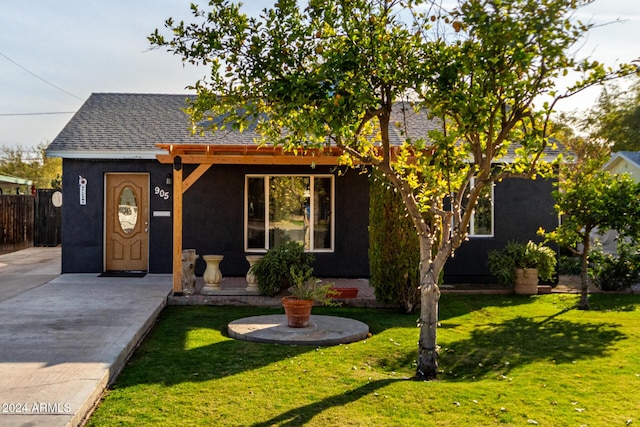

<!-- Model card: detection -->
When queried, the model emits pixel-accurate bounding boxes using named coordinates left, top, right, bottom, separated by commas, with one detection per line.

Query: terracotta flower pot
left=282, top=296, right=314, bottom=328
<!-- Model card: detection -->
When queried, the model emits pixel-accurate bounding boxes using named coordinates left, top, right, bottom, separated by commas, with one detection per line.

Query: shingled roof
left=46, top=93, right=256, bottom=159
left=46, top=93, right=443, bottom=160
left=46, top=92, right=558, bottom=161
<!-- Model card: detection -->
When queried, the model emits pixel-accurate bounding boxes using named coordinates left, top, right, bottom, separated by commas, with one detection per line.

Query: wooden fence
left=0, top=195, right=34, bottom=253
left=34, top=189, right=62, bottom=247
left=0, top=190, right=61, bottom=253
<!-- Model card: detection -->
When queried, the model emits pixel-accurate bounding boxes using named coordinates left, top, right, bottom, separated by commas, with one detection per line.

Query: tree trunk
left=416, top=272, right=441, bottom=380
left=415, top=236, right=442, bottom=380
left=578, top=233, right=591, bottom=310
left=378, top=155, right=447, bottom=381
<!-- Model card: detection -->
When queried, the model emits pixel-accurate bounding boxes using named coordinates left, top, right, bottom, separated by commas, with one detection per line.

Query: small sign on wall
left=78, top=176, right=87, bottom=205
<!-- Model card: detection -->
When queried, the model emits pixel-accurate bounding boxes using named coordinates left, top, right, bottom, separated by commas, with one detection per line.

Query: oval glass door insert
left=118, top=186, right=138, bottom=234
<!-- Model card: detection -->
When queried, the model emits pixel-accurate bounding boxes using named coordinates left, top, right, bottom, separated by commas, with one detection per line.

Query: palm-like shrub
left=488, top=241, right=557, bottom=284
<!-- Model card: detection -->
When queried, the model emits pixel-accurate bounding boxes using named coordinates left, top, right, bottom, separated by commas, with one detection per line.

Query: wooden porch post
left=172, top=156, right=183, bottom=294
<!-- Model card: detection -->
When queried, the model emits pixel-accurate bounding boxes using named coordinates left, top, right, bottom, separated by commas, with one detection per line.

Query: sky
left=1, top=0, right=639, bottom=150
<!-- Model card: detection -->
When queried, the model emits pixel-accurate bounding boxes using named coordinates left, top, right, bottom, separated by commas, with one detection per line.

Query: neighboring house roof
left=602, top=151, right=640, bottom=182
left=0, top=174, right=32, bottom=187
left=46, top=92, right=559, bottom=161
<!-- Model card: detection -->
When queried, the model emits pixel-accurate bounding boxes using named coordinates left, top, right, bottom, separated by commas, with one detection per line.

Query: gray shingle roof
left=47, top=93, right=442, bottom=160
left=389, top=103, right=441, bottom=145
left=47, top=93, right=259, bottom=159
left=46, top=93, right=557, bottom=161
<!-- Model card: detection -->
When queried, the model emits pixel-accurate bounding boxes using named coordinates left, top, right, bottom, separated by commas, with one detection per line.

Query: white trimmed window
left=468, top=178, right=494, bottom=237
left=245, top=175, right=334, bottom=251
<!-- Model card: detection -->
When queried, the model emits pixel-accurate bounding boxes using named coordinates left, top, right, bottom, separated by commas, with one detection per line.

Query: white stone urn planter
left=201, top=255, right=224, bottom=294
left=245, top=255, right=263, bottom=292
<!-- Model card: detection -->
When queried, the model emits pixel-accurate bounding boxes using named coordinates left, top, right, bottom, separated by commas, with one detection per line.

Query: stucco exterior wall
left=60, top=159, right=173, bottom=274
left=60, top=159, right=556, bottom=283
left=60, top=159, right=370, bottom=277
left=444, top=177, right=558, bottom=283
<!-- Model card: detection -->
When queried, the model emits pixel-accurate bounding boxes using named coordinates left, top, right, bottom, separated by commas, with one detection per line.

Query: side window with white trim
left=469, top=178, right=494, bottom=237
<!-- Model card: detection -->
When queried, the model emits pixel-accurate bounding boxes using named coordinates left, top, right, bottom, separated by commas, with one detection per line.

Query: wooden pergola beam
left=154, top=143, right=412, bottom=167
left=155, top=144, right=348, bottom=166
left=157, top=154, right=345, bottom=166
left=182, top=163, right=213, bottom=193
left=170, top=159, right=214, bottom=293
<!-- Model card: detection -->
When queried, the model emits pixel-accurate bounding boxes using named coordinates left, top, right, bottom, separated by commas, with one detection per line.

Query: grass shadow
left=439, top=293, right=541, bottom=322
left=114, top=295, right=636, bottom=389
left=586, top=293, right=640, bottom=312
left=325, top=294, right=544, bottom=329
left=311, top=306, right=417, bottom=334
left=249, top=378, right=403, bottom=427
left=115, top=306, right=313, bottom=387
left=440, top=310, right=626, bottom=381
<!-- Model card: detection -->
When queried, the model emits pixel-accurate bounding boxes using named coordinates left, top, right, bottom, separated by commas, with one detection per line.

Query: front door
left=105, top=173, right=149, bottom=271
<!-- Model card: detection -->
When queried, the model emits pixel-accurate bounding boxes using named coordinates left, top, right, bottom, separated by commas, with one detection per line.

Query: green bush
left=368, top=171, right=420, bottom=313
left=558, top=255, right=582, bottom=275
left=250, top=241, right=315, bottom=296
left=590, top=242, right=640, bottom=291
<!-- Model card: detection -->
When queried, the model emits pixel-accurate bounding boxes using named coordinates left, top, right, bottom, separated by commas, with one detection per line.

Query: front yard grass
left=87, top=294, right=640, bottom=426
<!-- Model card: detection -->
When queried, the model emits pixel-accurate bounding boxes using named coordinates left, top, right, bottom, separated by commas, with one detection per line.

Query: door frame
left=103, top=172, right=150, bottom=272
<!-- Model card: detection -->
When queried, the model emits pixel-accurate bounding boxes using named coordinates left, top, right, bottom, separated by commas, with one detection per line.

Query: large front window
left=246, top=175, right=334, bottom=251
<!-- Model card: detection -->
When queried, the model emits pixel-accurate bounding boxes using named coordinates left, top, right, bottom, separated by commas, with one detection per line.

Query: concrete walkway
left=0, top=248, right=172, bottom=427
left=0, top=247, right=62, bottom=302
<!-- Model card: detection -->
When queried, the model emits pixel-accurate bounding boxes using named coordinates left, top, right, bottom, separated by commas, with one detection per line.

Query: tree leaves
left=581, top=76, right=640, bottom=152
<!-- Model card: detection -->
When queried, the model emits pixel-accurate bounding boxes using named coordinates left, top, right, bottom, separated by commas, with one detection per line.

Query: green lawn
left=87, top=294, right=640, bottom=426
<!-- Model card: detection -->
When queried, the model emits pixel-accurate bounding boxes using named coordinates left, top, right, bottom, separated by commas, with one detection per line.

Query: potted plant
left=488, top=241, right=557, bottom=295
left=250, top=240, right=315, bottom=297
left=250, top=240, right=340, bottom=327
left=282, top=266, right=340, bottom=328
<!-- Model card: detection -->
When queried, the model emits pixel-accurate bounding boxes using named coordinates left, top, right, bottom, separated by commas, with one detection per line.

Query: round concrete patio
left=228, top=314, right=369, bottom=346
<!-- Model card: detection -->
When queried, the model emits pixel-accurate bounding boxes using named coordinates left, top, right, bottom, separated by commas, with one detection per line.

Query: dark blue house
left=47, top=93, right=558, bottom=290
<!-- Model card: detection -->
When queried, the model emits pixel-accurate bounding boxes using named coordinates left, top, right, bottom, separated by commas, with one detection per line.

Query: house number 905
left=154, top=186, right=170, bottom=200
